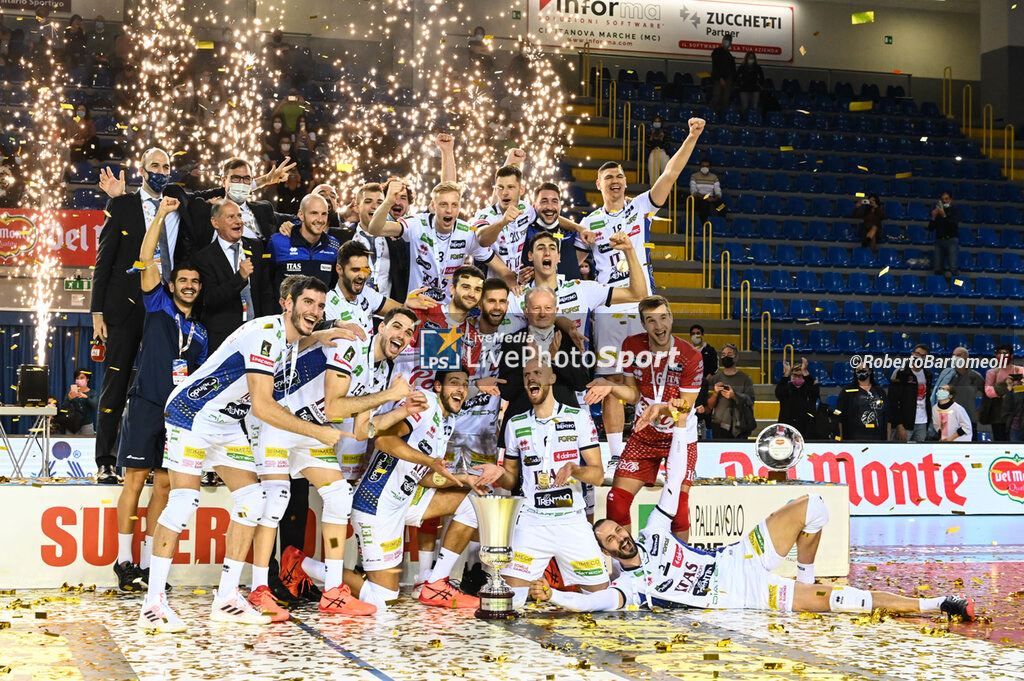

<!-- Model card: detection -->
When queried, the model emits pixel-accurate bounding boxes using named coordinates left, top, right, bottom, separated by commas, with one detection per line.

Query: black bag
left=978, top=396, right=996, bottom=426
left=813, top=401, right=841, bottom=440
left=53, top=400, right=86, bottom=434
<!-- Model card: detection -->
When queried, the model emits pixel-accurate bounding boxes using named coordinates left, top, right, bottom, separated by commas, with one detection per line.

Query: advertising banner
left=0, top=209, right=105, bottom=268
left=528, top=0, right=794, bottom=61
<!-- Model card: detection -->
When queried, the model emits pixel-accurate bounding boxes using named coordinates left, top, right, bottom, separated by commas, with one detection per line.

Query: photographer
left=851, top=194, right=883, bottom=253
left=55, top=368, right=97, bottom=435
left=927, top=191, right=960, bottom=278
left=706, top=344, right=755, bottom=440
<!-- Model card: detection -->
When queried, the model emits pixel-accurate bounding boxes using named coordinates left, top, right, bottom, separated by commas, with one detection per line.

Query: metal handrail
left=1005, top=124, right=1016, bottom=181
left=982, top=103, right=993, bottom=156
left=582, top=42, right=591, bottom=97
left=961, top=84, right=972, bottom=135
left=942, top=66, right=952, bottom=117
left=607, top=81, right=617, bottom=137
left=759, top=311, right=772, bottom=383
left=684, top=194, right=695, bottom=259
left=739, top=281, right=751, bottom=351
left=702, top=220, right=712, bottom=289
left=595, top=61, right=603, bottom=118
left=720, top=250, right=730, bottom=320
left=782, top=344, right=795, bottom=376
left=622, top=101, right=632, bottom=161
left=636, top=123, right=646, bottom=183
left=669, top=184, right=678, bottom=235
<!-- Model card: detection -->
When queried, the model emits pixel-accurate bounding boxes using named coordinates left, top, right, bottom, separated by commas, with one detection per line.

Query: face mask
left=856, top=370, right=871, bottom=381
left=936, top=389, right=950, bottom=401
left=145, top=170, right=169, bottom=193
left=280, top=143, right=291, bottom=153
left=790, top=376, right=805, bottom=387
left=746, top=58, right=754, bottom=64
left=720, top=356, right=735, bottom=368
left=76, top=377, right=88, bottom=388
left=652, top=121, right=662, bottom=129
left=95, top=22, right=104, bottom=31
left=76, top=109, right=86, bottom=117
left=273, top=121, right=282, bottom=130
left=700, top=167, right=710, bottom=175
left=227, top=182, right=251, bottom=204
left=942, top=202, right=950, bottom=208
left=690, top=334, right=702, bottom=345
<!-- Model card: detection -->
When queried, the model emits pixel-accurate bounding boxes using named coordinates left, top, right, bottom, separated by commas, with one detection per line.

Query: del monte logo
left=989, top=454, right=1024, bottom=504
left=0, top=213, right=38, bottom=261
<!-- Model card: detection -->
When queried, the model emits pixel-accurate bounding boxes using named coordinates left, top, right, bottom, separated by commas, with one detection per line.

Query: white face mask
left=227, top=182, right=251, bottom=204
left=280, top=143, right=291, bottom=153
left=273, top=121, right=282, bottom=130
left=700, top=167, right=710, bottom=175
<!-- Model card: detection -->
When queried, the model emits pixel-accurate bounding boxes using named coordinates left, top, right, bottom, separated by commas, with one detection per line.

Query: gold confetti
left=779, top=146, right=793, bottom=152
left=799, top=45, right=807, bottom=56
left=878, top=266, right=890, bottom=276
left=428, top=639, right=442, bottom=648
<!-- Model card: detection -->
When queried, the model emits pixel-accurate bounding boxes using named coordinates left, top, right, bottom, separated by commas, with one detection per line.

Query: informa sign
left=528, top=0, right=795, bottom=61
left=0, top=209, right=104, bottom=268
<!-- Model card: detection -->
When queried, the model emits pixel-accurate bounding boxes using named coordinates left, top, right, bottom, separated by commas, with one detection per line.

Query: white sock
left=145, top=556, right=172, bottom=606
left=302, top=556, right=326, bottom=583
left=324, top=559, right=345, bottom=592
left=608, top=432, right=625, bottom=459
left=919, top=597, right=944, bottom=612
left=796, top=562, right=815, bottom=584
left=426, top=548, right=460, bottom=583
left=465, top=541, right=481, bottom=568
left=139, top=537, right=152, bottom=570
left=217, top=558, right=244, bottom=599
left=417, top=549, right=435, bottom=581
left=251, top=565, right=269, bottom=590
left=117, top=533, right=134, bottom=564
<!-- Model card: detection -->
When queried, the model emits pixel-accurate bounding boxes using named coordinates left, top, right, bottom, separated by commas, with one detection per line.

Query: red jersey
left=396, top=306, right=482, bottom=389
left=621, top=333, right=703, bottom=437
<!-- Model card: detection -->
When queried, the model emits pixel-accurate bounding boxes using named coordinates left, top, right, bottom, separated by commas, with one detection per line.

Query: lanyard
left=175, top=314, right=196, bottom=358
left=651, top=349, right=673, bottom=405
left=431, top=215, right=456, bottom=279
left=532, top=404, right=561, bottom=477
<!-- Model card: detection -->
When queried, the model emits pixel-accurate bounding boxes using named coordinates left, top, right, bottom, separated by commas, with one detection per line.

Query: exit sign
left=64, top=279, right=92, bottom=291
left=512, top=9, right=522, bottom=19
left=884, top=35, right=893, bottom=45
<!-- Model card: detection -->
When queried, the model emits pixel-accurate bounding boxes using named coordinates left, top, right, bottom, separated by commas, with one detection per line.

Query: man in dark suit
left=497, top=286, right=591, bottom=436
left=190, top=198, right=275, bottom=351
left=188, top=157, right=294, bottom=246
left=91, top=147, right=194, bottom=484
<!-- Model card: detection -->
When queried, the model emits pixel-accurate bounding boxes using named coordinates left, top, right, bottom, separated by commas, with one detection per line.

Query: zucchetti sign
left=529, top=0, right=794, bottom=61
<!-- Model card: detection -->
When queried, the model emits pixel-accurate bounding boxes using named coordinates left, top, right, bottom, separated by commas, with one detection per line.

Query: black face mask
left=855, top=370, right=871, bottom=381
left=720, top=356, right=735, bottom=368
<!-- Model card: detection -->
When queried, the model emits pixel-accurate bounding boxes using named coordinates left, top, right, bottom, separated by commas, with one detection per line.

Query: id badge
left=171, top=358, right=188, bottom=385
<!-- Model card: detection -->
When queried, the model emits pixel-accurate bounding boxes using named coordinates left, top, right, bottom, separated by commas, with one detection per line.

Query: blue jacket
left=267, top=228, right=340, bottom=304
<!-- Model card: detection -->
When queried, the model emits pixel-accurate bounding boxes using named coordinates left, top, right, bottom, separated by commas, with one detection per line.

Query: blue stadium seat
left=789, top=299, right=815, bottom=321
left=722, top=242, right=747, bottom=262
left=737, top=195, right=758, bottom=213
left=910, top=179, right=932, bottom=198
left=836, top=330, right=860, bottom=353
left=1003, top=253, right=1024, bottom=274
left=763, top=195, right=785, bottom=215
left=976, top=277, right=1000, bottom=298
left=1001, top=306, right=1023, bottom=327
left=743, top=269, right=771, bottom=291
left=890, top=332, right=915, bottom=354
left=946, top=333, right=970, bottom=354
left=906, top=224, right=931, bottom=244
left=874, top=274, right=897, bottom=295
left=781, top=220, right=805, bottom=241
left=847, top=272, right=873, bottom=295
left=780, top=330, right=810, bottom=353
left=795, top=174, right=816, bottom=193
left=66, top=162, right=99, bottom=184
left=1002, top=229, right=1024, bottom=250
left=1002, top=279, right=1024, bottom=300
left=975, top=252, right=1001, bottom=273
left=818, top=300, right=842, bottom=322
left=835, top=198, right=856, bottom=217
left=827, top=246, right=851, bottom=267
left=1002, top=206, right=1024, bottom=226
left=786, top=196, right=809, bottom=216
left=72, top=188, right=105, bottom=209
left=843, top=300, right=869, bottom=323
left=831, top=363, right=854, bottom=387
left=977, top=228, right=1000, bottom=248
left=1000, top=334, right=1024, bottom=355
left=777, top=244, right=801, bottom=267
left=870, top=302, right=895, bottom=325
left=809, top=330, right=835, bottom=354
left=734, top=297, right=759, bottom=319
left=750, top=243, right=776, bottom=265
left=769, top=270, right=796, bottom=291
left=757, top=218, right=779, bottom=239
left=877, top=248, right=900, bottom=269
left=842, top=176, right=864, bottom=195
left=811, top=197, right=833, bottom=217
left=805, top=220, right=829, bottom=241
left=973, top=333, right=995, bottom=356
left=810, top=362, right=834, bottom=387
left=895, top=303, right=921, bottom=325
left=762, top=298, right=787, bottom=321
left=925, top=275, right=951, bottom=297
left=771, top=174, right=791, bottom=192
left=852, top=247, right=876, bottom=268
left=959, top=204, right=977, bottom=222
left=948, top=304, right=977, bottom=327
left=796, top=270, right=822, bottom=292
left=732, top=217, right=756, bottom=238
left=919, top=332, right=943, bottom=352
left=976, top=205, right=1001, bottom=225
left=899, top=274, right=924, bottom=296
left=803, top=246, right=826, bottom=267
left=821, top=271, right=848, bottom=293
left=950, top=277, right=979, bottom=298
left=863, top=330, right=890, bottom=351
left=708, top=216, right=729, bottom=238
left=923, top=303, right=949, bottom=325
left=884, top=201, right=905, bottom=220
left=974, top=304, right=998, bottom=326
left=746, top=172, right=767, bottom=191
left=906, top=202, right=930, bottom=221
left=958, top=251, right=976, bottom=272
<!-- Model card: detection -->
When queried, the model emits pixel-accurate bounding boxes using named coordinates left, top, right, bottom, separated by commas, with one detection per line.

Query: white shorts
left=715, top=520, right=795, bottom=612
left=336, top=433, right=371, bottom=482
left=501, top=512, right=608, bottom=586
left=164, top=422, right=255, bottom=476
left=594, top=304, right=642, bottom=376
left=249, top=420, right=339, bottom=478
left=351, top=486, right=436, bottom=571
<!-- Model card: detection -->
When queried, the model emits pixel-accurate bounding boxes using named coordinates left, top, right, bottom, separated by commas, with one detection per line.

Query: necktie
left=231, top=241, right=255, bottom=321
left=149, top=198, right=172, bottom=283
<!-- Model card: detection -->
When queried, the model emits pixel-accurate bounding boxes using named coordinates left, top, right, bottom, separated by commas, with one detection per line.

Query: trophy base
left=474, top=589, right=518, bottom=620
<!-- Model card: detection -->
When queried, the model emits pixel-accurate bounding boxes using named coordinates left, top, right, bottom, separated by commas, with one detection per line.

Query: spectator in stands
left=0, top=162, right=24, bottom=208
left=58, top=369, right=96, bottom=435
left=889, top=344, right=933, bottom=442
left=931, top=386, right=972, bottom=442
left=928, top=191, right=960, bottom=278
left=851, top=194, right=883, bottom=254
left=690, top=157, right=725, bottom=223
left=775, top=357, right=819, bottom=436
left=272, top=88, right=309, bottom=132
left=91, top=15, right=116, bottom=65
left=735, top=51, right=764, bottom=112
left=268, top=136, right=293, bottom=168
left=1003, top=372, right=1024, bottom=442
left=981, top=344, right=1024, bottom=441
left=647, top=116, right=670, bottom=185
left=62, top=14, right=87, bottom=65
left=292, top=115, right=317, bottom=181
left=930, top=346, right=984, bottom=439
left=710, top=35, right=736, bottom=117
left=836, top=366, right=889, bottom=441
left=706, top=344, right=755, bottom=440
left=579, top=257, right=593, bottom=280
left=265, top=29, right=292, bottom=75
left=8, top=28, right=27, bottom=63
left=271, top=172, right=305, bottom=215
left=66, top=104, right=100, bottom=162
left=689, top=323, right=718, bottom=379
left=262, top=115, right=289, bottom=160
left=0, top=27, right=12, bottom=67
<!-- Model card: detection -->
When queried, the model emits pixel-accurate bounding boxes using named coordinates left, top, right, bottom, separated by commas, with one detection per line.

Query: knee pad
left=258, top=479, right=291, bottom=529
left=803, top=494, right=829, bottom=534
left=671, top=489, right=691, bottom=534
left=451, top=494, right=478, bottom=530
left=318, top=479, right=353, bottom=525
left=829, top=586, right=873, bottom=613
left=230, top=483, right=266, bottom=528
left=606, top=488, right=635, bottom=527
left=358, top=580, right=399, bottom=611
left=157, top=488, right=200, bottom=533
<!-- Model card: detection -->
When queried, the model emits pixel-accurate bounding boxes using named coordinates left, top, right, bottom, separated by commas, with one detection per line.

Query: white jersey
left=611, top=506, right=723, bottom=610
left=400, top=212, right=495, bottom=303
left=352, top=391, right=454, bottom=515
left=503, top=402, right=600, bottom=524
left=324, top=284, right=386, bottom=336
left=166, top=315, right=295, bottom=431
left=471, top=201, right=537, bottom=273
left=580, top=191, right=656, bottom=297
left=354, top=225, right=394, bottom=297
left=510, top=277, right=612, bottom=333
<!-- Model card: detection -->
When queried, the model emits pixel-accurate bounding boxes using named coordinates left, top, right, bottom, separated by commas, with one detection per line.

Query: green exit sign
left=512, top=9, right=522, bottom=19
left=64, top=279, right=92, bottom=291
left=884, top=35, right=893, bottom=45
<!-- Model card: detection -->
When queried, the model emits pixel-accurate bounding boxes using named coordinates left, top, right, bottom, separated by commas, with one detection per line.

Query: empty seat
left=817, top=300, right=843, bottom=322
left=836, top=330, right=860, bottom=353
left=1003, top=253, right=1024, bottom=274
left=874, top=274, right=898, bottom=295
left=847, top=272, right=873, bottom=295
left=950, top=277, right=978, bottom=298
left=976, top=277, right=1000, bottom=298
left=781, top=220, right=805, bottom=241
left=919, top=332, right=944, bottom=352
left=843, top=300, right=869, bottom=323
left=831, top=362, right=854, bottom=386
left=789, top=299, right=815, bottom=321
left=795, top=270, right=822, bottom=292
left=733, top=296, right=759, bottom=319
left=977, top=228, right=1000, bottom=247
left=1001, top=306, right=1023, bottom=327
left=884, top=201, right=905, bottom=220
left=750, top=243, right=776, bottom=265
left=763, top=195, right=785, bottom=215
left=870, top=302, right=894, bottom=324
left=923, top=303, right=949, bottom=325
left=786, top=196, right=809, bottom=216
left=925, top=275, right=951, bottom=297
left=895, top=303, right=921, bottom=325
left=771, top=174, right=792, bottom=192
left=946, top=333, right=970, bottom=354
left=890, top=332, right=915, bottom=354
left=973, top=333, right=995, bottom=356
left=877, top=248, right=901, bottom=269
left=863, top=330, right=890, bottom=351
left=742, top=269, right=771, bottom=291
left=757, top=218, right=780, bottom=239
left=780, top=330, right=810, bottom=352
left=827, top=246, right=851, bottom=267
left=769, top=270, right=796, bottom=291
left=907, top=224, right=931, bottom=244
left=899, top=274, right=924, bottom=296
left=821, top=271, right=848, bottom=293
left=974, top=304, right=998, bottom=326
left=811, top=197, right=834, bottom=217
left=948, top=304, right=977, bottom=327
left=803, top=246, right=826, bottom=267
left=737, top=195, right=758, bottom=213
left=852, top=247, right=876, bottom=268
left=732, top=218, right=757, bottom=238
left=761, top=298, right=788, bottom=321
left=1002, top=279, right=1024, bottom=299
left=975, top=252, right=1001, bottom=273
left=809, top=330, right=836, bottom=354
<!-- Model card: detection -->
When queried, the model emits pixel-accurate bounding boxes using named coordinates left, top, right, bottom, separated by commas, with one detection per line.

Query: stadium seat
left=973, top=333, right=995, bottom=356
left=821, top=271, right=848, bottom=293
left=771, top=174, right=791, bottom=192
left=732, top=218, right=756, bottom=238
left=777, top=244, right=802, bottom=267
left=761, top=298, right=787, bottom=321
left=895, top=303, right=921, bottom=325
left=836, top=330, right=860, bottom=353
left=789, top=299, right=815, bottom=321
left=786, top=196, right=809, bottom=216
left=958, top=251, right=976, bottom=272
left=1003, top=253, right=1024, bottom=274
left=923, top=303, right=949, bottom=325
left=831, top=362, right=854, bottom=387
left=925, top=275, right=951, bottom=297
left=818, top=300, right=843, bottom=322
left=746, top=172, right=767, bottom=191
left=946, top=333, right=970, bottom=354
left=763, top=195, right=785, bottom=215
left=874, top=274, right=897, bottom=295
left=1002, top=206, right=1024, bottom=226
left=974, top=304, right=998, bottom=326
left=796, top=270, right=822, bottom=292
left=898, top=274, right=924, bottom=296
left=976, top=277, right=1000, bottom=298
left=750, top=243, right=776, bottom=265
left=809, top=330, right=836, bottom=354
left=811, top=197, right=833, bottom=217
left=827, top=246, right=851, bottom=267
left=795, top=174, right=816, bottom=193
left=906, top=202, right=930, bottom=221
left=737, top=195, right=758, bottom=213
left=1000, top=306, right=1023, bottom=327
left=843, top=300, right=869, bottom=323
left=870, top=302, right=895, bottom=324
left=1002, top=279, right=1024, bottom=300
left=811, top=362, right=834, bottom=387
left=847, top=272, right=873, bottom=295
left=803, top=246, right=826, bottom=267
left=950, top=277, right=978, bottom=298
left=722, top=242, right=747, bottom=262
left=948, top=304, right=977, bottom=327
left=851, top=248, right=876, bottom=268
left=890, top=332, right=915, bottom=354
left=884, top=201, right=905, bottom=220
left=780, top=330, right=810, bottom=353
left=66, top=162, right=99, bottom=184
left=781, top=220, right=805, bottom=241
left=1000, top=334, right=1024, bottom=355
left=734, top=297, right=759, bottom=319
left=863, top=330, right=890, bottom=351
left=769, top=270, right=796, bottom=291
left=976, top=205, right=1001, bottom=225
left=919, top=332, right=943, bottom=352
left=975, top=251, right=1002, bottom=273
left=977, top=228, right=1000, bottom=248
left=877, top=248, right=901, bottom=269
left=906, top=224, right=930, bottom=244
left=757, top=218, right=779, bottom=239
left=742, top=269, right=771, bottom=291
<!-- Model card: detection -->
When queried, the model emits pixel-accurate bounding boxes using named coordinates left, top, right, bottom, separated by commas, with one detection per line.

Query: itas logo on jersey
left=419, top=327, right=463, bottom=371
left=286, top=262, right=302, bottom=272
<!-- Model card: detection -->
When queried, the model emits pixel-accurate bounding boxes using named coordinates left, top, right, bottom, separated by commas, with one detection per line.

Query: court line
left=292, top=618, right=397, bottom=681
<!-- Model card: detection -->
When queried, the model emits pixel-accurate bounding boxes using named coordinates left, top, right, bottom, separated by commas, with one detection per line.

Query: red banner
left=0, top=209, right=105, bottom=268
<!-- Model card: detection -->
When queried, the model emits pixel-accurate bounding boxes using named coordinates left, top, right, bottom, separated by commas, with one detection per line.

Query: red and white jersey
left=621, top=333, right=703, bottom=435
left=393, top=306, right=482, bottom=390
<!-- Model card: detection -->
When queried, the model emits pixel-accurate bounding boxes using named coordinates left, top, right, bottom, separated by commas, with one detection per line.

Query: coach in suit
left=188, top=157, right=295, bottom=246
left=191, top=199, right=275, bottom=351
left=90, top=147, right=194, bottom=483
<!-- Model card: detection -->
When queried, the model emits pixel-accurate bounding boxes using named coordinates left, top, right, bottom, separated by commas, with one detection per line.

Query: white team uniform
left=350, top=392, right=452, bottom=571
left=324, top=284, right=386, bottom=336
left=580, top=192, right=657, bottom=375
left=509, top=276, right=613, bottom=336
left=164, top=315, right=296, bottom=475
left=352, top=227, right=387, bottom=294
left=610, top=506, right=794, bottom=612
left=500, top=403, right=607, bottom=586
left=399, top=212, right=496, bottom=303
left=471, top=201, right=537, bottom=274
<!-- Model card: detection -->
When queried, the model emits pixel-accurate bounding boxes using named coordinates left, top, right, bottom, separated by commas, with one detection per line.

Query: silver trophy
left=755, top=423, right=806, bottom=475
left=468, top=494, right=523, bottom=619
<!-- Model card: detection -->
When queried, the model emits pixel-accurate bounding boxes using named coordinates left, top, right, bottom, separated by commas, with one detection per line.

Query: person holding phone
left=851, top=194, right=883, bottom=254
left=927, top=191, right=960, bottom=278
left=1002, top=372, right=1024, bottom=442
left=706, top=344, right=755, bottom=440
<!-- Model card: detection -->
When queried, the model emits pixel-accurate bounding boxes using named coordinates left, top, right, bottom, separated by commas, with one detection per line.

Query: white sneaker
left=412, top=580, right=425, bottom=600
left=210, top=588, right=272, bottom=625
left=137, top=593, right=187, bottom=633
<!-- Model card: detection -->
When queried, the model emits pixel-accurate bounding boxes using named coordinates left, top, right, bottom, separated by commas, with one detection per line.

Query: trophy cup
left=754, top=423, right=805, bottom=481
left=468, top=493, right=523, bottom=620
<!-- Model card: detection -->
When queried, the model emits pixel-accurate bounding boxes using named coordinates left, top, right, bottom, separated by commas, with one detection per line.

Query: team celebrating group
left=100, top=115, right=974, bottom=633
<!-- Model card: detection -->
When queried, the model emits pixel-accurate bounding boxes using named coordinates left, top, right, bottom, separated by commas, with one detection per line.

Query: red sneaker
left=279, top=546, right=313, bottom=599
left=247, top=585, right=290, bottom=623
left=418, top=578, right=480, bottom=609
left=319, top=585, right=377, bottom=616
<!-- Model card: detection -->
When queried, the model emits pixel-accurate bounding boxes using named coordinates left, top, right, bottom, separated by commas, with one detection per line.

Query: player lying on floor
left=529, top=408, right=976, bottom=622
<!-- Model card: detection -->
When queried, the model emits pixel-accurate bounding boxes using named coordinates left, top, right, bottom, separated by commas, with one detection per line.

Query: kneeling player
left=530, top=416, right=976, bottom=621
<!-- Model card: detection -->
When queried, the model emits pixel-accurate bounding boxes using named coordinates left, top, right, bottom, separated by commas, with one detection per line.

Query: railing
left=582, top=43, right=591, bottom=97
left=961, top=83, right=972, bottom=135
left=1005, top=125, right=1016, bottom=181
left=941, top=66, right=952, bottom=117
left=701, top=220, right=713, bottom=289
left=636, top=123, right=646, bottom=184
left=782, top=344, right=795, bottom=377
left=719, top=250, right=730, bottom=320
left=982, top=103, right=993, bottom=156
left=759, top=311, right=772, bottom=383
left=739, top=281, right=751, bottom=351
left=595, top=61, right=604, bottom=117
left=621, top=101, right=632, bottom=161
left=669, top=183, right=678, bottom=235
left=682, top=193, right=695, bottom=258
left=607, top=81, right=617, bottom=137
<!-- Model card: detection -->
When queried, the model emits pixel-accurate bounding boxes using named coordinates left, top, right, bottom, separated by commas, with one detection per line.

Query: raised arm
left=650, top=118, right=706, bottom=207
left=139, top=196, right=179, bottom=291
left=366, top=180, right=406, bottom=237
left=437, top=133, right=456, bottom=183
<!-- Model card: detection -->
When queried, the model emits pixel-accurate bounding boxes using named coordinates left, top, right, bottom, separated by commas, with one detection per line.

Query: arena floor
left=2, top=517, right=1022, bottom=681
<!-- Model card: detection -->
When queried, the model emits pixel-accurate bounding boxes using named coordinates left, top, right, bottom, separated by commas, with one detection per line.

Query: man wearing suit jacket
left=188, top=157, right=294, bottom=245
left=91, top=147, right=194, bottom=484
left=496, top=286, right=591, bottom=437
left=190, top=199, right=275, bottom=351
